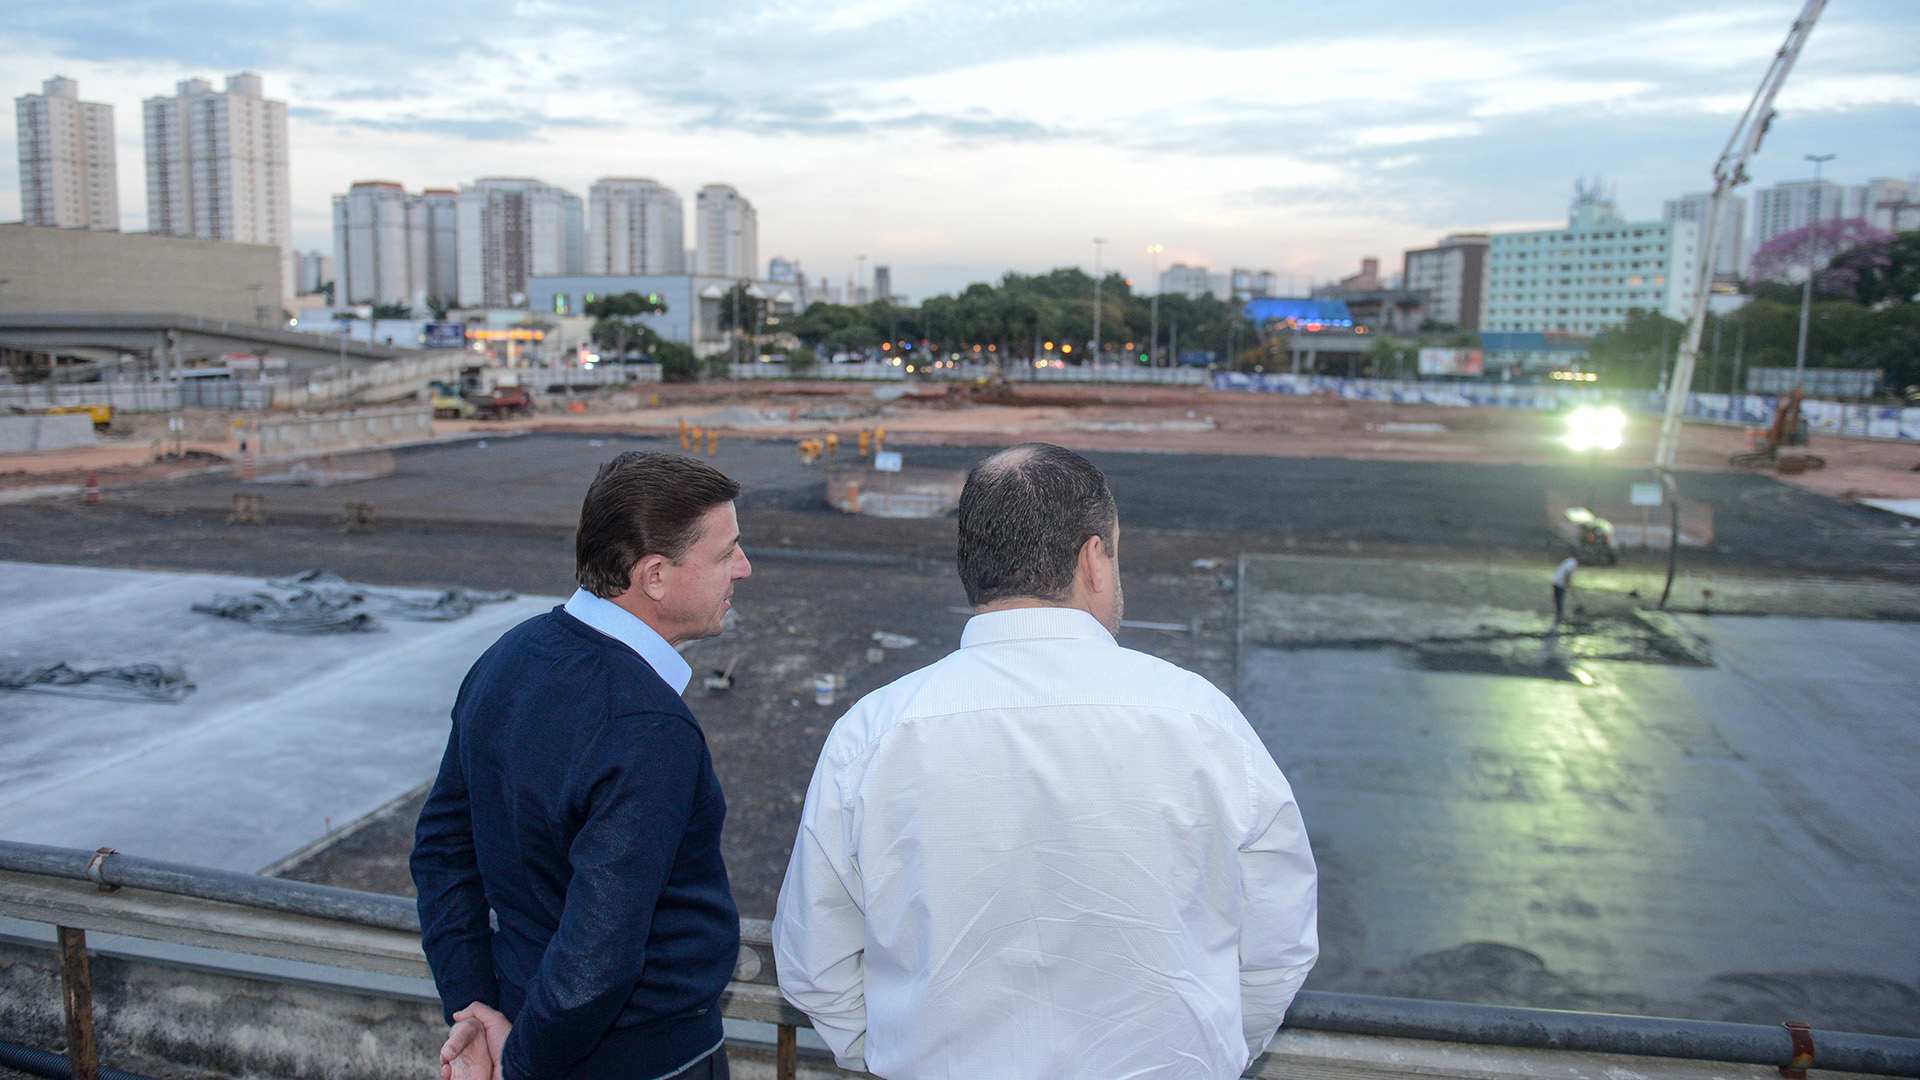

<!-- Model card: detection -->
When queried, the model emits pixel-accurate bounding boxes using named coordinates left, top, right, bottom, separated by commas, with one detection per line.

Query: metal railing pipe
left=1287, top=991, right=1920, bottom=1077
left=0, top=841, right=417, bottom=933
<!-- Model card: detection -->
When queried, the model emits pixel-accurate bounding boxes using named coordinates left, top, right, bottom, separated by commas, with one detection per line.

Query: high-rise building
left=1750, top=180, right=1849, bottom=259
left=1401, top=234, right=1489, bottom=331
left=873, top=265, right=892, bottom=302
left=1661, top=193, right=1745, bottom=279
left=588, top=179, right=684, bottom=276
left=15, top=77, right=119, bottom=231
left=143, top=74, right=292, bottom=293
left=292, top=250, right=332, bottom=295
left=419, top=189, right=460, bottom=304
left=1160, top=263, right=1226, bottom=300
left=1482, top=184, right=1700, bottom=334
left=1861, top=177, right=1918, bottom=233
left=1230, top=269, right=1278, bottom=299
left=694, top=184, right=757, bottom=279
left=454, top=177, right=584, bottom=308
left=768, top=256, right=800, bottom=283
left=332, top=181, right=421, bottom=307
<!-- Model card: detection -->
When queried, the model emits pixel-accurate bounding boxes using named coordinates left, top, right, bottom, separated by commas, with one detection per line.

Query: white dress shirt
left=562, top=587, right=692, bottom=694
left=773, top=606, right=1318, bottom=1080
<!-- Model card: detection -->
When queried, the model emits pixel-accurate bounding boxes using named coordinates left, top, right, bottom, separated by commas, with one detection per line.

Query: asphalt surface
left=3, top=433, right=1917, bottom=1038
left=41, top=430, right=1920, bottom=581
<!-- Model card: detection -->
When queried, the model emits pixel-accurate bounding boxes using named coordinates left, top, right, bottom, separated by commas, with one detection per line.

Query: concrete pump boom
left=1653, top=0, right=1827, bottom=470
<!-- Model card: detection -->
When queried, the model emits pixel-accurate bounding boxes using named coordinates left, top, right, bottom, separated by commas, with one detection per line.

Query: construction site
left=3, top=368, right=1920, bottom=1079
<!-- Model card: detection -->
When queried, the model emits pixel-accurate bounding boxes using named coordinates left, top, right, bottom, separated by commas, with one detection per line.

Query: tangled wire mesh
left=193, top=569, right=516, bottom=634
left=0, top=661, right=196, bottom=702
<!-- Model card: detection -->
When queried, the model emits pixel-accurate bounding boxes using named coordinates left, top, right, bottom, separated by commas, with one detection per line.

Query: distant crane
left=1652, top=0, right=1826, bottom=606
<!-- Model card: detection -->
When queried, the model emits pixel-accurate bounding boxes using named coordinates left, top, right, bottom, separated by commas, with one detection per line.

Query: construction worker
left=1552, top=555, right=1578, bottom=624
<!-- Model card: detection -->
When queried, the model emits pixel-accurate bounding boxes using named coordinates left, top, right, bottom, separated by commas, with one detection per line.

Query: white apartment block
left=1750, top=180, right=1850, bottom=259
left=589, top=179, right=684, bottom=275
left=1401, top=234, right=1488, bottom=331
left=1661, top=193, right=1745, bottom=278
left=1482, top=193, right=1700, bottom=335
left=331, top=182, right=459, bottom=308
left=694, top=184, right=757, bottom=280
left=143, top=74, right=292, bottom=294
left=455, top=178, right=584, bottom=308
left=16, top=77, right=119, bottom=231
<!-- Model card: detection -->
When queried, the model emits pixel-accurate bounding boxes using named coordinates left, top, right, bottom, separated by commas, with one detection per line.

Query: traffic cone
left=82, top=474, right=101, bottom=505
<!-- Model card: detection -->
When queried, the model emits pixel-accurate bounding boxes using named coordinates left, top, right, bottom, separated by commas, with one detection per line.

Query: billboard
left=423, top=322, right=466, bottom=349
left=1418, top=348, right=1484, bottom=376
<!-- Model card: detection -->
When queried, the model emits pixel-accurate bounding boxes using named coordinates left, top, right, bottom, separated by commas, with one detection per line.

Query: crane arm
left=1653, top=0, right=1828, bottom=470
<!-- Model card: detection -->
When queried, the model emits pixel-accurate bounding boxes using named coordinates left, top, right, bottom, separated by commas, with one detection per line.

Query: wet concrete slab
left=1238, top=613, right=1920, bottom=1036
left=0, top=562, right=554, bottom=873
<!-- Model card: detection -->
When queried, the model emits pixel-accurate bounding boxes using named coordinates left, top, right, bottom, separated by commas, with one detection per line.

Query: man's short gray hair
left=956, top=443, right=1117, bottom=606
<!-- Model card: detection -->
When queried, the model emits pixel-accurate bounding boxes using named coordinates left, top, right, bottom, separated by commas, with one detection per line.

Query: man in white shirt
left=1553, top=555, right=1579, bottom=623
left=772, top=442, right=1318, bottom=1080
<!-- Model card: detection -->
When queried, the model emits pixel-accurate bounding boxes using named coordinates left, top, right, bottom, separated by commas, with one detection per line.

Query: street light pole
left=1146, top=245, right=1163, bottom=365
left=1091, top=238, right=1106, bottom=365
left=1794, top=153, right=1834, bottom=390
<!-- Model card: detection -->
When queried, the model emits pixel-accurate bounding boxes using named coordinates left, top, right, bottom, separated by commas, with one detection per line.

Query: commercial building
left=1662, top=193, right=1745, bottom=278
left=0, top=224, right=280, bottom=323
left=527, top=274, right=801, bottom=357
left=454, top=178, right=584, bottom=308
left=330, top=182, right=459, bottom=309
left=15, top=77, right=119, bottom=231
left=1481, top=186, right=1700, bottom=335
left=873, top=265, right=892, bottom=302
left=143, top=74, right=291, bottom=294
left=1313, top=258, right=1427, bottom=334
left=587, top=179, right=684, bottom=276
left=694, top=184, right=757, bottom=279
left=1401, top=235, right=1488, bottom=332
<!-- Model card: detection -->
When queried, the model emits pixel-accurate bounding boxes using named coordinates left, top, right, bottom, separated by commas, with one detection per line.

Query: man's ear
left=630, top=553, right=671, bottom=602
left=1078, top=534, right=1111, bottom=594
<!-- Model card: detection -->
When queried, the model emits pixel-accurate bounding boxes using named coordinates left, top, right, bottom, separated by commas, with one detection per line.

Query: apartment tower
left=15, top=77, right=119, bottom=231
left=454, top=178, right=584, bottom=308
left=588, top=179, right=685, bottom=275
left=143, top=74, right=292, bottom=293
left=694, top=184, right=757, bottom=279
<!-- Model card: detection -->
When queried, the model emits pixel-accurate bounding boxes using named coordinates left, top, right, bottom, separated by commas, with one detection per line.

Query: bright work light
left=1564, top=406, right=1626, bottom=452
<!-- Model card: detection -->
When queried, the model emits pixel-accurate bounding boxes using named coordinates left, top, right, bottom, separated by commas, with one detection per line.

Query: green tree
left=585, top=292, right=669, bottom=359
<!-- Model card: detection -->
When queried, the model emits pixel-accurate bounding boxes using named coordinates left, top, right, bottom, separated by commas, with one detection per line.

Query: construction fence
left=1212, top=372, right=1920, bottom=443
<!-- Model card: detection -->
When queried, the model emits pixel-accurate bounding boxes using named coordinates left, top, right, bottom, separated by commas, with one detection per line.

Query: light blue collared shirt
left=563, top=587, right=693, bottom=695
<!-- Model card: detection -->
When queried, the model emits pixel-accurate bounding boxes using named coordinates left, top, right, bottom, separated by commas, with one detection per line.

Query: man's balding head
left=956, top=443, right=1118, bottom=607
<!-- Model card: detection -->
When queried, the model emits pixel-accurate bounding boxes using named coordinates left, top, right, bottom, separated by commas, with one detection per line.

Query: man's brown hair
left=575, top=451, right=741, bottom=598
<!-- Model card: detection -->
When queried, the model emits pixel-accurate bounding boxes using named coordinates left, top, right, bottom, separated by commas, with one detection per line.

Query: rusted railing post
left=776, top=1022, right=796, bottom=1080
left=58, top=925, right=100, bottom=1080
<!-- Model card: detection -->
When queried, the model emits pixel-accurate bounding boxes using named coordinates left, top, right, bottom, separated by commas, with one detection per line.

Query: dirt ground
left=9, top=381, right=1920, bottom=504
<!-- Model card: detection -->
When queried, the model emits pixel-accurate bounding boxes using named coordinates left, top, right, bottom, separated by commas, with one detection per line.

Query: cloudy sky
left=5, top=0, right=1916, bottom=299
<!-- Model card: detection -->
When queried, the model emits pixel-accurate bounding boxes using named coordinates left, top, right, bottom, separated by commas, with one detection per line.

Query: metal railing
left=1, top=840, right=1915, bottom=1080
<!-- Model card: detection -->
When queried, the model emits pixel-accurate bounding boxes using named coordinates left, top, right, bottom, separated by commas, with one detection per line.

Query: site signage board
left=423, top=322, right=466, bottom=349
left=1417, top=348, right=1484, bottom=376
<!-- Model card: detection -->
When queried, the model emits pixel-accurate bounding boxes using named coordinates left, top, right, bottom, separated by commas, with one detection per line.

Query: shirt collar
left=563, top=587, right=693, bottom=694
left=960, top=606, right=1116, bottom=650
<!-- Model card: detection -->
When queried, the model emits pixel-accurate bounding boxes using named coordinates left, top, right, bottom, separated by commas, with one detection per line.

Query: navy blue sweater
left=412, top=608, right=738, bottom=1080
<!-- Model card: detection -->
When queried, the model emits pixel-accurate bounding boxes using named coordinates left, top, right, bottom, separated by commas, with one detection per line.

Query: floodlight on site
left=1564, top=406, right=1626, bottom=452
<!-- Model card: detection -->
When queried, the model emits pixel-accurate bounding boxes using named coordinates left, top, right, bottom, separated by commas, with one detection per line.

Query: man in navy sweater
left=412, top=451, right=751, bottom=1080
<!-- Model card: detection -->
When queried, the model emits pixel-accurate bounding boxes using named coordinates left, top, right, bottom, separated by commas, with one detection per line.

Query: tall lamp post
left=1794, top=153, right=1834, bottom=390
left=1090, top=238, right=1106, bottom=366
left=1146, top=244, right=1163, bottom=365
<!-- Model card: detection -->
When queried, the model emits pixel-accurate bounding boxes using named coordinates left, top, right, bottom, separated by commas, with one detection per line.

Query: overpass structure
left=0, top=313, right=412, bottom=376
